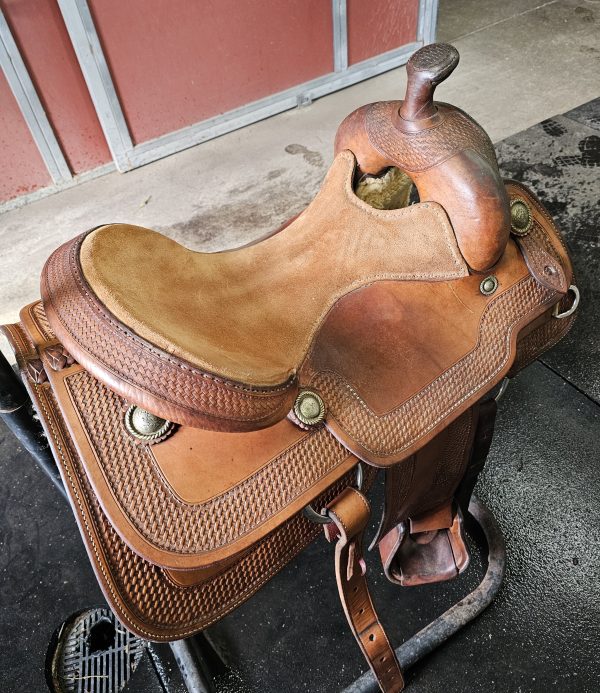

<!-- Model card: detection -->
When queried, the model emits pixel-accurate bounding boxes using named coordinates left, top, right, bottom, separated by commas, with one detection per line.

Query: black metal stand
left=0, top=350, right=65, bottom=497
left=0, top=348, right=506, bottom=693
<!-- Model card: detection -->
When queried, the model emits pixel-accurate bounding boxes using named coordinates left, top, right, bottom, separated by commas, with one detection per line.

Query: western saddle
left=2, top=43, right=578, bottom=692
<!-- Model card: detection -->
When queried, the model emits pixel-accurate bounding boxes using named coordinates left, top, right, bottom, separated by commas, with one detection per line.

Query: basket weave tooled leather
left=2, top=44, right=578, bottom=693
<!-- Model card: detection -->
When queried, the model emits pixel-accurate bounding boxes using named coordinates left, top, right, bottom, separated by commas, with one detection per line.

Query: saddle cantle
left=3, top=44, right=578, bottom=692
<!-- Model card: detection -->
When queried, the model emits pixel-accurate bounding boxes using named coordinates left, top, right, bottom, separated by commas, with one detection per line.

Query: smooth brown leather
left=3, top=43, right=580, bottom=693
left=325, top=488, right=404, bottom=692
left=300, top=183, right=572, bottom=467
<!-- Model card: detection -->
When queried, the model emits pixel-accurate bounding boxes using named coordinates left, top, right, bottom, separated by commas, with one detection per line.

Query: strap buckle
left=303, top=463, right=364, bottom=525
left=494, top=377, right=510, bottom=403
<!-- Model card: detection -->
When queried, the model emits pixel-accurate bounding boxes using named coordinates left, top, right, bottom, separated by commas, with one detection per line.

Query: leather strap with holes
left=324, top=487, right=405, bottom=692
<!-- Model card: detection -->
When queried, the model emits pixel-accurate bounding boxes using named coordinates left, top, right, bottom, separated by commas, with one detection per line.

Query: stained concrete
left=496, top=99, right=600, bottom=402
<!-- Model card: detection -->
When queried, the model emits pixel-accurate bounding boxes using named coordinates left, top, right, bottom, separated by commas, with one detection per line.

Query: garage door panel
left=88, top=0, right=334, bottom=144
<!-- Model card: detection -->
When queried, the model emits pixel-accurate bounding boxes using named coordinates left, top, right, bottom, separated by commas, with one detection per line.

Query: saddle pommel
left=334, top=42, right=510, bottom=272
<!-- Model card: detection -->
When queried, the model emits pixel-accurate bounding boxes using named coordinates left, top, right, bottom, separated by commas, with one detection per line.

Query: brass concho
left=510, top=198, right=533, bottom=236
left=124, top=405, right=173, bottom=443
left=293, top=390, right=326, bottom=427
left=480, top=275, right=498, bottom=296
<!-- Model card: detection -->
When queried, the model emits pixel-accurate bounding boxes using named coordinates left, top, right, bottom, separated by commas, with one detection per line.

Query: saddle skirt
left=2, top=43, right=578, bottom=692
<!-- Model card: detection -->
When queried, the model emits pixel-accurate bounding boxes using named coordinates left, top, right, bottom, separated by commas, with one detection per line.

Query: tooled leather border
left=61, top=367, right=353, bottom=558
left=32, top=361, right=364, bottom=640
left=25, top=300, right=360, bottom=569
left=365, top=101, right=498, bottom=173
left=41, top=231, right=297, bottom=431
left=4, top=318, right=374, bottom=640
left=312, top=274, right=556, bottom=462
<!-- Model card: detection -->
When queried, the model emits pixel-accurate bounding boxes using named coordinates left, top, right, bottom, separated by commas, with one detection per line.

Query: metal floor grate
left=47, top=608, right=146, bottom=693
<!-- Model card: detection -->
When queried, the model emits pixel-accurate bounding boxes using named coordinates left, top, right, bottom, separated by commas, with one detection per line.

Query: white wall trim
left=0, top=9, right=72, bottom=184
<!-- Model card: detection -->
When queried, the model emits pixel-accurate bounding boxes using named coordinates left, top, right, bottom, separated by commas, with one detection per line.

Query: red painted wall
left=0, top=71, right=50, bottom=202
left=347, top=0, right=419, bottom=65
left=88, top=0, right=334, bottom=144
left=0, top=0, right=420, bottom=203
left=1, top=0, right=111, bottom=174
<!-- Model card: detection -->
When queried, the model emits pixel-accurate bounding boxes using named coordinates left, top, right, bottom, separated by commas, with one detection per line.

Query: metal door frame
left=0, top=9, right=72, bottom=185
left=1, top=0, right=438, bottom=211
left=58, top=0, right=438, bottom=172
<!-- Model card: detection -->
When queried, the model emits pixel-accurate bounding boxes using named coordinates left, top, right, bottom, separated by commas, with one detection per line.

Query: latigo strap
left=325, top=488, right=405, bottom=693
left=322, top=401, right=499, bottom=692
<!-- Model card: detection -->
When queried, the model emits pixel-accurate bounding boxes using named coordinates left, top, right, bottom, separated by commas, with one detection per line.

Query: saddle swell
left=41, top=167, right=573, bottom=467
left=41, top=150, right=471, bottom=438
left=335, top=43, right=510, bottom=272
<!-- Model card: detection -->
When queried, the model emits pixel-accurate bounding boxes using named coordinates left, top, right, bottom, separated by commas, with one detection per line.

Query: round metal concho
left=293, top=390, right=326, bottom=427
left=124, top=405, right=173, bottom=442
left=510, top=198, right=533, bottom=236
left=480, top=275, right=498, bottom=296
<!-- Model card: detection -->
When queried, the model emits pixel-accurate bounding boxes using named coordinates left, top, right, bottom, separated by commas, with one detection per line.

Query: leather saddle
left=2, top=44, right=578, bottom=692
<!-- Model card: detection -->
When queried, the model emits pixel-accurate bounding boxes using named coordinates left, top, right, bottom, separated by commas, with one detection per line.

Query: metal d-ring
left=303, top=463, right=364, bottom=525
left=552, top=284, right=580, bottom=319
left=494, top=377, right=510, bottom=403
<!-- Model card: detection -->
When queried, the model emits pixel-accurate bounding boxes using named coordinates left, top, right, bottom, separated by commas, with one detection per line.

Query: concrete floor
left=0, top=0, right=599, bottom=329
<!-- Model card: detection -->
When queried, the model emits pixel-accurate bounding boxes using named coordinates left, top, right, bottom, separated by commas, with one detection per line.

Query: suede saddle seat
left=42, top=150, right=572, bottom=467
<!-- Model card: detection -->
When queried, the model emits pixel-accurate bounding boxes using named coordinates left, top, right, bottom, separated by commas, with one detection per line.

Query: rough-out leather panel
left=41, top=233, right=296, bottom=432
left=40, top=152, right=468, bottom=431
left=3, top=314, right=371, bottom=641
left=78, top=152, right=467, bottom=383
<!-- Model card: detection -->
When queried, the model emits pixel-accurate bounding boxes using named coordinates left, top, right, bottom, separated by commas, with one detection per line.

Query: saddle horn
left=335, top=43, right=510, bottom=272
left=400, top=42, right=459, bottom=121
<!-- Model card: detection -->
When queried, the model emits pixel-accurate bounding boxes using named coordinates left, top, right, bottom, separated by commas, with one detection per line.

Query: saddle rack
left=0, top=348, right=505, bottom=693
